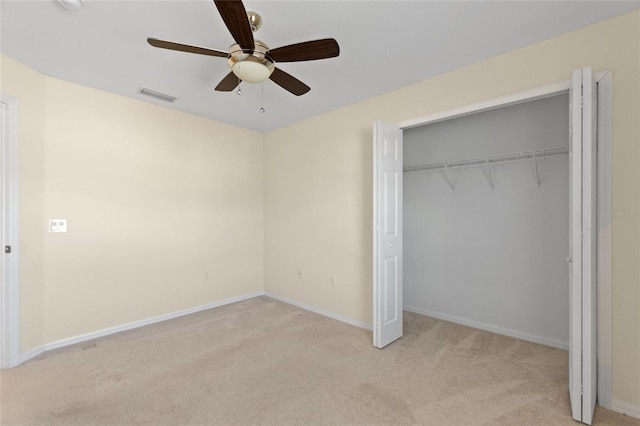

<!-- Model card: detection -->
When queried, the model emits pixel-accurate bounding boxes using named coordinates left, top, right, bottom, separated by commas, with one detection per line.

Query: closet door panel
left=373, top=121, right=403, bottom=349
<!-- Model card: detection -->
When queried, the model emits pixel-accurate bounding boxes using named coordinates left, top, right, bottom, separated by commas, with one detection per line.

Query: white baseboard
left=264, top=291, right=373, bottom=331
left=612, top=400, right=640, bottom=420
left=18, top=345, right=45, bottom=365
left=17, top=291, right=370, bottom=367
left=404, top=304, right=568, bottom=350
left=17, top=291, right=266, bottom=365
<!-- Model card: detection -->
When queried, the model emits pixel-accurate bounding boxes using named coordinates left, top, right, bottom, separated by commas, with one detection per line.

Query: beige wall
left=1, top=55, right=264, bottom=347
left=263, top=11, right=640, bottom=407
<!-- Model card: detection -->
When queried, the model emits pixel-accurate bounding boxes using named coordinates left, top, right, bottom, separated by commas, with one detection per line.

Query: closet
left=402, top=93, right=570, bottom=349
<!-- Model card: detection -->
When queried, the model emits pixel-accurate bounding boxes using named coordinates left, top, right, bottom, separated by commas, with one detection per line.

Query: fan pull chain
left=260, top=82, right=265, bottom=113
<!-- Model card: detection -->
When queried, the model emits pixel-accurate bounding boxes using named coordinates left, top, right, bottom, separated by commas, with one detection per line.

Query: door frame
left=1, top=93, right=21, bottom=369
left=388, top=71, right=613, bottom=408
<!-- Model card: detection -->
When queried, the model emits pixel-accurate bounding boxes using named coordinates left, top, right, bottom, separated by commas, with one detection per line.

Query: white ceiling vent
left=56, top=0, right=83, bottom=11
left=138, top=88, right=177, bottom=103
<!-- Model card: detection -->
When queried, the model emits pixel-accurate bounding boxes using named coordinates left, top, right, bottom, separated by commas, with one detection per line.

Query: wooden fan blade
left=213, top=0, right=254, bottom=51
left=147, top=38, right=227, bottom=58
left=269, top=39, right=340, bottom=62
left=215, top=72, right=242, bottom=91
left=269, top=68, right=310, bottom=96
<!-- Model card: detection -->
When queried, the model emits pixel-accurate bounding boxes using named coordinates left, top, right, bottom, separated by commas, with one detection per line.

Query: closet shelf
left=403, top=147, right=569, bottom=173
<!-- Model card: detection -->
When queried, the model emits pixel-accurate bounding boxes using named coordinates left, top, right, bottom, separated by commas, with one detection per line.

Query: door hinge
left=4, top=246, right=11, bottom=254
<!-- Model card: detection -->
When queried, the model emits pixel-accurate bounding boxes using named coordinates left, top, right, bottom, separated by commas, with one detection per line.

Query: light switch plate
left=49, top=219, right=67, bottom=233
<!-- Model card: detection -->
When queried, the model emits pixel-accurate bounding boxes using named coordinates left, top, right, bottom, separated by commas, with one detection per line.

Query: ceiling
left=2, top=1, right=639, bottom=132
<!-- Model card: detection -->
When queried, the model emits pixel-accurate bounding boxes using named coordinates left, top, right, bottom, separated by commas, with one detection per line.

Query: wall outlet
left=297, top=269, right=302, bottom=279
left=331, top=276, right=337, bottom=287
left=204, top=272, right=209, bottom=280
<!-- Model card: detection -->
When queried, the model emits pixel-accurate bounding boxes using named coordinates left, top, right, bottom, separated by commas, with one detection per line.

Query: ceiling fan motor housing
left=227, top=40, right=275, bottom=83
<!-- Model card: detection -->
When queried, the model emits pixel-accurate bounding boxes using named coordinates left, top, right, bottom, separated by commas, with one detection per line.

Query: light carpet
left=1, top=296, right=638, bottom=425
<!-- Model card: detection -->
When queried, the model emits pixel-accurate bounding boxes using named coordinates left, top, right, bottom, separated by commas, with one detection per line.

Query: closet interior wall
left=403, top=94, right=570, bottom=349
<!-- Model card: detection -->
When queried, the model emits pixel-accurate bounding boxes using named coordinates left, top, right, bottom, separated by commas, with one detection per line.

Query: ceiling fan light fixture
left=231, top=61, right=271, bottom=83
left=227, top=40, right=274, bottom=84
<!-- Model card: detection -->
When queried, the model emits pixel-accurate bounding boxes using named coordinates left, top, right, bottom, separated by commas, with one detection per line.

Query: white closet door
left=569, top=66, right=597, bottom=425
left=373, top=122, right=403, bottom=348
left=582, top=66, right=597, bottom=425
left=569, top=68, right=583, bottom=423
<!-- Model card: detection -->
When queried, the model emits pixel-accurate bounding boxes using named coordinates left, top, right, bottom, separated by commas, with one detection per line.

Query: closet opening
left=402, top=93, right=571, bottom=350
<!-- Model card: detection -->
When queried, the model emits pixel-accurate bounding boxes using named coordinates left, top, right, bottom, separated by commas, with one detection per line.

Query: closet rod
left=403, top=147, right=569, bottom=173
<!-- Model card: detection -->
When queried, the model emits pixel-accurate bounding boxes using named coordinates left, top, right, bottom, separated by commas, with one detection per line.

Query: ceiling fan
left=147, top=0, right=340, bottom=96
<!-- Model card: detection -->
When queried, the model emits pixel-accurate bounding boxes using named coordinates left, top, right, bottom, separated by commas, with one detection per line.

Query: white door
left=569, top=67, right=597, bottom=425
left=373, top=121, right=403, bottom=348
left=0, top=96, right=20, bottom=369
